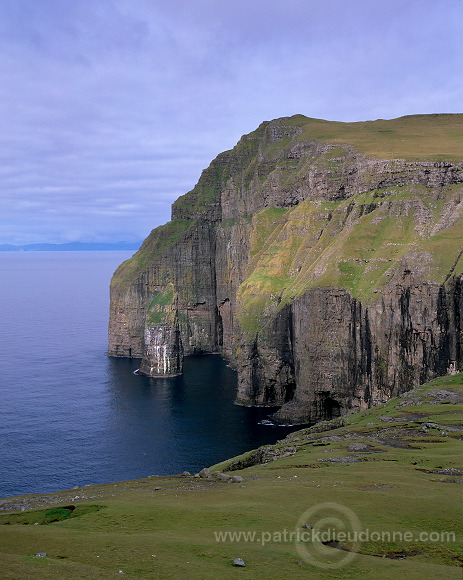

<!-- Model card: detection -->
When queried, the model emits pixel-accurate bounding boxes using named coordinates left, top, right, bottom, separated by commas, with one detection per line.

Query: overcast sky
left=1, top=0, right=462, bottom=245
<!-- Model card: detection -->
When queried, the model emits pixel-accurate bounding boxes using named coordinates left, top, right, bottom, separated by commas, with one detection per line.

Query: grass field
left=282, top=113, right=463, bottom=161
left=0, top=374, right=461, bottom=579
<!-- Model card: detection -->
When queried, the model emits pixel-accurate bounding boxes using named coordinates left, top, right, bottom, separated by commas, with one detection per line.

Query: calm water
left=0, top=252, right=296, bottom=498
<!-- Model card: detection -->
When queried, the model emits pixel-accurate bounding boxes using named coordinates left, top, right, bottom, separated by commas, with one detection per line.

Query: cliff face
left=109, top=114, right=463, bottom=424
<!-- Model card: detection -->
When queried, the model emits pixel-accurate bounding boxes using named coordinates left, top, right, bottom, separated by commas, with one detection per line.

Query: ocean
left=0, top=251, right=296, bottom=498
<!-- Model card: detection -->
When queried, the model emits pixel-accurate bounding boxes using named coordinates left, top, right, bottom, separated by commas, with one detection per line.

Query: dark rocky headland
left=108, top=114, right=463, bottom=424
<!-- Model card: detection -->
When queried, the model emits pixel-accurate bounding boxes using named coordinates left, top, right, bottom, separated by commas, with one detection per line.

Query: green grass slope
left=280, top=113, right=463, bottom=161
left=237, top=184, right=463, bottom=337
left=1, top=374, right=461, bottom=579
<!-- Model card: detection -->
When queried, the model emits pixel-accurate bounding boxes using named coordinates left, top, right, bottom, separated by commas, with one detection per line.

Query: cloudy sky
left=1, top=0, right=462, bottom=245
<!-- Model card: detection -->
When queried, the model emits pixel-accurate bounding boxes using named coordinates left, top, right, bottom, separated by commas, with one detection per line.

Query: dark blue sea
left=0, top=252, right=297, bottom=498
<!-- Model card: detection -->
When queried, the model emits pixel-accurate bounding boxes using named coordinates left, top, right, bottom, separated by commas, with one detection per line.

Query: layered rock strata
left=109, top=114, right=463, bottom=423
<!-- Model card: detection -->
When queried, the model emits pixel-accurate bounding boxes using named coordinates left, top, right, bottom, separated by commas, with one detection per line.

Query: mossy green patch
left=149, top=284, right=175, bottom=308
left=249, top=206, right=290, bottom=259
left=0, top=505, right=104, bottom=526
left=146, top=283, right=176, bottom=325
left=322, top=146, right=350, bottom=159
left=111, top=220, right=193, bottom=288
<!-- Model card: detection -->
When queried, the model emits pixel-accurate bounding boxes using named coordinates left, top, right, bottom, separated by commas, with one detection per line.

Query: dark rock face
left=270, top=280, right=462, bottom=424
left=109, top=115, right=463, bottom=423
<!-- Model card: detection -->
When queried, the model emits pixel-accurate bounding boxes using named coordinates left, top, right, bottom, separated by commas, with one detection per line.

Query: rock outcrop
left=109, top=114, right=463, bottom=423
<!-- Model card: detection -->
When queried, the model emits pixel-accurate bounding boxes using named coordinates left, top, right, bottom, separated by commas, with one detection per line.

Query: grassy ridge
left=0, top=374, right=461, bottom=579
left=282, top=114, right=463, bottom=161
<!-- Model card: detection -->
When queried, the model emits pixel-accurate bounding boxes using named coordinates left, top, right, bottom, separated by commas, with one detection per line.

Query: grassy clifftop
left=275, top=113, right=463, bottom=161
left=0, top=374, right=462, bottom=579
left=112, top=113, right=463, bottom=293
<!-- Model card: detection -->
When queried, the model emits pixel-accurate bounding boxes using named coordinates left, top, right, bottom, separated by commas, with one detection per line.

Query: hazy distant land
left=0, top=241, right=142, bottom=252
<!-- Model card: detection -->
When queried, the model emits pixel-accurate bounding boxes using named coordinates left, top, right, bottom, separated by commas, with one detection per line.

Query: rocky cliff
left=109, top=114, right=463, bottom=424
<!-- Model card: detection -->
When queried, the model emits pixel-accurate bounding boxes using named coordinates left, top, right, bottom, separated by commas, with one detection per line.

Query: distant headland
left=0, top=241, right=142, bottom=252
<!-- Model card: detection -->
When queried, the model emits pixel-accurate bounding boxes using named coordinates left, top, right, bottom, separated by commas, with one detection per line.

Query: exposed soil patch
left=359, top=483, right=394, bottom=491
left=322, top=540, right=423, bottom=560
left=318, top=456, right=362, bottom=463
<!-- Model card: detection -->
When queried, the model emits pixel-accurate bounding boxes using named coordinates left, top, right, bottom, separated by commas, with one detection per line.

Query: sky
left=0, top=0, right=462, bottom=245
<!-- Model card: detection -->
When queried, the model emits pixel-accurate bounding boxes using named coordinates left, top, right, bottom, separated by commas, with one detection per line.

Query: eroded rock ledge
left=109, top=114, right=463, bottom=424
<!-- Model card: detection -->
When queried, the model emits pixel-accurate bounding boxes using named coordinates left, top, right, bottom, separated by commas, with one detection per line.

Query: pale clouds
left=0, top=0, right=461, bottom=244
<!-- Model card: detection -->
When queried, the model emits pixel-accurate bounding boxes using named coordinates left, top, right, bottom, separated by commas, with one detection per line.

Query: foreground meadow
left=1, top=374, right=462, bottom=579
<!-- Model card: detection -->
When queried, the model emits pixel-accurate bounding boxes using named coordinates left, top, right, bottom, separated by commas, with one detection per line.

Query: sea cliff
left=109, top=114, right=463, bottom=424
